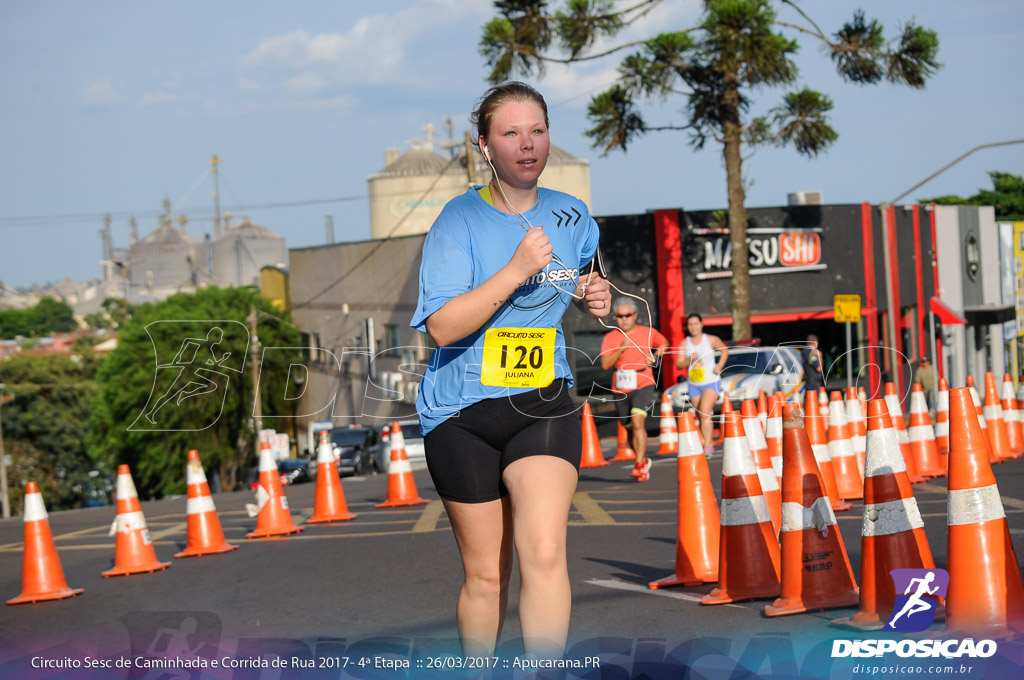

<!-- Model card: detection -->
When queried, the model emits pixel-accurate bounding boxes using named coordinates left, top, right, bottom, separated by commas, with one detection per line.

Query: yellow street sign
left=834, top=294, right=861, bottom=323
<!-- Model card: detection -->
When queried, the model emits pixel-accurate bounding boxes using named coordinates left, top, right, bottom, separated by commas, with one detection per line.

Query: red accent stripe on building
left=654, top=209, right=685, bottom=385
left=862, top=203, right=879, bottom=397
left=887, top=204, right=904, bottom=398
left=913, top=204, right=926, bottom=360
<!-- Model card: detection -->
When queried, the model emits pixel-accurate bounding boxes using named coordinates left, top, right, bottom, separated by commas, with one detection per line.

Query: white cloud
left=83, top=80, right=120, bottom=106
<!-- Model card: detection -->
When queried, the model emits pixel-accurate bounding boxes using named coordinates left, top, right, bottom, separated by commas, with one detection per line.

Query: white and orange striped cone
left=983, top=372, right=1013, bottom=464
left=858, top=388, right=868, bottom=423
left=935, top=378, right=950, bottom=461
left=805, top=391, right=850, bottom=512
left=610, top=421, right=637, bottom=463
left=765, top=407, right=859, bottom=616
left=817, top=387, right=829, bottom=418
left=7, top=482, right=83, bottom=604
left=944, top=387, right=1024, bottom=637
left=884, top=383, right=926, bottom=483
left=845, top=387, right=867, bottom=476
left=377, top=422, right=431, bottom=507
left=1003, top=373, right=1024, bottom=457
left=580, top=403, right=610, bottom=469
left=741, top=399, right=781, bottom=534
left=650, top=411, right=720, bottom=588
left=701, top=413, right=781, bottom=605
left=655, top=392, right=679, bottom=456
left=103, top=465, right=172, bottom=576
left=966, top=376, right=989, bottom=446
left=307, top=431, right=358, bottom=523
left=246, top=441, right=304, bottom=538
left=832, top=399, right=939, bottom=631
left=757, top=389, right=769, bottom=435
left=827, top=391, right=863, bottom=500
left=175, top=450, right=238, bottom=558
left=766, top=393, right=784, bottom=489
left=907, top=384, right=945, bottom=478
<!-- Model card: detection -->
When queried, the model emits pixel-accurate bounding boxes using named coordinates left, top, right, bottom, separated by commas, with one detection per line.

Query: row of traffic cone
left=647, top=382, right=1024, bottom=635
left=8, top=422, right=429, bottom=605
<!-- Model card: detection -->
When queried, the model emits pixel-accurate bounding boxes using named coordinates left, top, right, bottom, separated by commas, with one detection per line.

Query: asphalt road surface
left=2, top=436, right=1024, bottom=679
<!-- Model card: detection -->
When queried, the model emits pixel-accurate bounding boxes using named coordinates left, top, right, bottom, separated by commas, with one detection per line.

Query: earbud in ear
left=482, top=146, right=491, bottom=161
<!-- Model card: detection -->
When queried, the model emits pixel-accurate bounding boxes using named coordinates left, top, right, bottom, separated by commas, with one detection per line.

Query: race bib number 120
left=481, top=328, right=556, bottom=388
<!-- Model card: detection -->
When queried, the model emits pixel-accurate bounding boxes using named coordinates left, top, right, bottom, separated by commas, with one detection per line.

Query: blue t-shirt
left=411, top=187, right=599, bottom=435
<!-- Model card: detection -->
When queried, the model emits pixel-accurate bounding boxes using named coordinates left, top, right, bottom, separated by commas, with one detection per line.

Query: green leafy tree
left=88, top=287, right=303, bottom=498
left=0, top=296, right=77, bottom=339
left=481, top=0, right=940, bottom=338
left=0, top=353, right=101, bottom=510
left=924, top=171, right=1024, bottom=221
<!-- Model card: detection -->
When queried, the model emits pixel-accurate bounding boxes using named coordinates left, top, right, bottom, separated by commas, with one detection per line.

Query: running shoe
left=631, top=461, right=643, bottom=478
left=642, top=458, right=652, bottom=478
left=703, top=446, right=714, bottom=460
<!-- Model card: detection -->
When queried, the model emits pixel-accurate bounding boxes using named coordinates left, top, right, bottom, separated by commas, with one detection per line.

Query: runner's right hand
left=509, top=227, right=553, bottom=280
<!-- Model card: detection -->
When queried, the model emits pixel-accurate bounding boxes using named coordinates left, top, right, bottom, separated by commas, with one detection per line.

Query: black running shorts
left=613, top=385, right=657, bottom=426
left=423, top=379, right=582, bottom=503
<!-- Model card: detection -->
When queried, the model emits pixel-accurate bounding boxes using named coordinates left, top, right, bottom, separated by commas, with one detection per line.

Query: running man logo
left=129, top=321, right=248, bottom=432
left=884, top=567, right=949, bottom=632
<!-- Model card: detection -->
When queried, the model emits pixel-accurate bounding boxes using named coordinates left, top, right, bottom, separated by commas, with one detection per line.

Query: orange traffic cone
left=655, top=393, right=678, bottom=456
left=765, top=393, right=784, bottom=489
left=983, top=372, right=1013, bottom=463
left=307, top=431, right=358, bottom=523
left=765, top=408, right=859, bottom=616
left=649, top=411, right=720, bottom=588
left=741, top=399, right=781, bottom=533
left=579, top=402, right=610, bottom=469
left=845, top=387, right=867, bottom=476
left=907, top=384, right=945, bottom=478
left=805, top=391, right=850, bottom=512
left=7, top=482, right=83, bottom=604
left=817, top=387, right=829, bottom=418
left=966, top=376, right=989, bottom=443
left=712, top=391, right=732, bottom=448
left=757, top=389, right=768, bottom=434
left=1003, top=374, right=1024, bottom=457
left=935, top=378, right=950, bottom=461
left=832, top=399, right=938, bottom=630
left=944, top=387, right=1024, bottom=636
left=377, top=422, right=431, bottom=507
left=175, top=450, right=238, bottom=557
left=701, top=413, right=781, bottom=605
left=610, top=421, right=637, bottom=463
left=103, top=465, right=172, bottom=576
left=827, top=391, right=864, bottom=500
left=884, top=383, right=926, bottom=483
left=246, top=441, right=304, bottom=538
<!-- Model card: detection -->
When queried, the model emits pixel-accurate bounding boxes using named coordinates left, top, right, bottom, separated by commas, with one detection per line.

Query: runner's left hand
left=577, top=273, right=611, bottom=318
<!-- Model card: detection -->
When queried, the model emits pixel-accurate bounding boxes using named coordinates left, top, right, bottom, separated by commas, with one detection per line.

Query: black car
left=330, top=425, right=383, bottom=477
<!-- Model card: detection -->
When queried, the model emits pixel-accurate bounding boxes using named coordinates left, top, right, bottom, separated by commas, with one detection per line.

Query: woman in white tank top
left=677, top=313, right=728, bottom=456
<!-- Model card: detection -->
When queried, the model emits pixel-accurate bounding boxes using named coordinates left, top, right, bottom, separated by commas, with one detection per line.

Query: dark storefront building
left=565, top=203, right=939, bottom=400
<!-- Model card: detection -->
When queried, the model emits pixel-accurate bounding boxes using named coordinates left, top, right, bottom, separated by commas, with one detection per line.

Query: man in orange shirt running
left=600, top=298, right=668, bottom=481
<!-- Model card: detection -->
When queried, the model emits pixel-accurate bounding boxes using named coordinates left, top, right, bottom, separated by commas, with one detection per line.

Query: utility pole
left=211, top=154, right=222, bottom=239
left=248, top=305, right=263, bottom=461
left=0, top=385, right=10, bottom=519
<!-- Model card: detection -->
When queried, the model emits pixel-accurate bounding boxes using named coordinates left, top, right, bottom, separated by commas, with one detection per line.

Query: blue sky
left=1, top=0, right=1021, bottom=289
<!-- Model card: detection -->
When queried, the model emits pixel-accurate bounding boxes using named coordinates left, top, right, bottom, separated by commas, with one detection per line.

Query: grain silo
left=212, top=216, right=287, bottom=287
left=126, top=220, right=203, bottom=293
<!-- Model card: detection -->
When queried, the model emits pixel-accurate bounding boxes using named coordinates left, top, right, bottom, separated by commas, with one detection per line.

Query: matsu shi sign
left=689, top=228, right=826, bottom=280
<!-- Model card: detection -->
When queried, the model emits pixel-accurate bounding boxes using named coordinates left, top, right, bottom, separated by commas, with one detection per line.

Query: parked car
left=277, top=458, right=313, bottom=486
left=329, top=424, right=384, bottom=477
left=377, top=419, right=426, bottom=473
left=666, top=345, right=805, bottom=412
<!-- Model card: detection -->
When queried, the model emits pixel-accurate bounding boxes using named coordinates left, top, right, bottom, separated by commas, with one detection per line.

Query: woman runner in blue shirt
left=412, top=82, right=611, bottom=659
